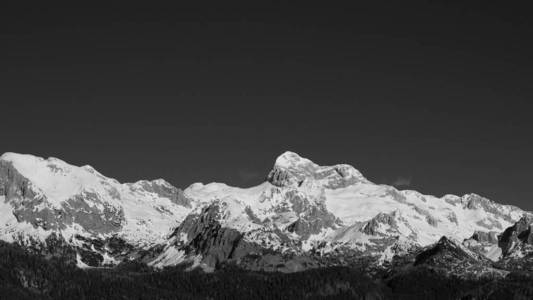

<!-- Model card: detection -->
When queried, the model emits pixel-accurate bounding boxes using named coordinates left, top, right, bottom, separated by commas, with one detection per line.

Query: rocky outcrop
left=413, top=237, right=498, bottom=277
left=169, top=204, right=257, bottom=269
left=499, top=215, right=533, bottom=256
left=462, top=194, right=522, bottom=224
left=162, top=201, right=326, bottom=271
left=281, top=190, right=338, bottom=238
left=130, top=179, right=191, bottom=208
left=267, top=167, right=296, bottom=187
left=361, top=212, right=398, bottom=236
left=470, top=231, right=499, bottom=244
left=0, top=160, right=39, bottom=200
left=415, top=237, right=471, bottom=266
left=1, top=160, right=62, bottom=231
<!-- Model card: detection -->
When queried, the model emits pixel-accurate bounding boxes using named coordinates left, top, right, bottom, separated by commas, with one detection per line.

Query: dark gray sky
left=1, top=2, right=532, bottom=209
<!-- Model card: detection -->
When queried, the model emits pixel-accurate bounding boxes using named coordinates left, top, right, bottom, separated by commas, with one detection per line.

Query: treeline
left=0, top=241, right=385, bottom=299
left=2, top=241, right=533, bottom=299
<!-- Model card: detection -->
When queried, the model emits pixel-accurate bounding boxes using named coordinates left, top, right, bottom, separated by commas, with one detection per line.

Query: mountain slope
left=0, top=153, right=194, bottom=266
left=153, top=151, right=527, bottom=269
left=0, top=150, right=529, bottom=271
left=3, top=150, right=533, bottom=299
left=495, top=216, right=533, bottom=272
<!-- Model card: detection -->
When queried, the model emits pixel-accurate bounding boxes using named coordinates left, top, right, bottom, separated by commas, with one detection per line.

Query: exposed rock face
left=277, top=190, right=338, bottom=239
left=462, top=194, right=521, bottom=224
left=471, top=230, right=499, bottom=244
left=0, top=160, right=38, bottom=200
left=165, top=203, right=264, bottom=269
left=415, top=237, right=472, bottom=266
left=0, top=160, right=100, bottom=233
left=160, top=201, right=333, bottom=272
left=462, top=230, right=503, bottom=261
left=361, top=212, right=399, bottom=236
left=497, top=214, right=533, bottom=272
left=267, top=167, right=294, bottom=188
left=130, top=179, right=191, bottom=208
left=499, top=215, right=533, bottom=256
left=413, top=237, right=499, bottom=277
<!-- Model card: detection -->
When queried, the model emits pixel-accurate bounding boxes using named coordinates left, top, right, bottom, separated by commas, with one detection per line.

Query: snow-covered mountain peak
left=177, top=152, right=527, bottom=257
left=0, top=152, right=112, bottom=204
left=268, top=151, right=368, bottom=189
left=274, top=151, right=317, bottom=171
left=0, top=152, right=194, bottom=249
left=1, top=152, right=64, bottom=173
left=130, top=178, right=175, bottom=190
left=2, top=152, right=75, bottom=172
left=275, top=150, right=307, bottom=165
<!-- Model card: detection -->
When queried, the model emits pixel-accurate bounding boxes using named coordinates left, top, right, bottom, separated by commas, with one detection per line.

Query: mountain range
left=2, top=151, right=533, bottom=298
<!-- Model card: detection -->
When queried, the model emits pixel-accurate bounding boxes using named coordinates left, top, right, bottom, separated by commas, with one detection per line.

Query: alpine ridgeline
left=0, top=151, right=530, bottom=276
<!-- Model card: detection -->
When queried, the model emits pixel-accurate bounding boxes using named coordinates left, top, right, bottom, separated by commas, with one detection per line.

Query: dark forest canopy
left=1, top=241, right=533, bottom=300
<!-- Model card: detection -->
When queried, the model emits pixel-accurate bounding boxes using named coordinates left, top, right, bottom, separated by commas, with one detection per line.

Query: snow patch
left=149, top=247, right=186, bottom=268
